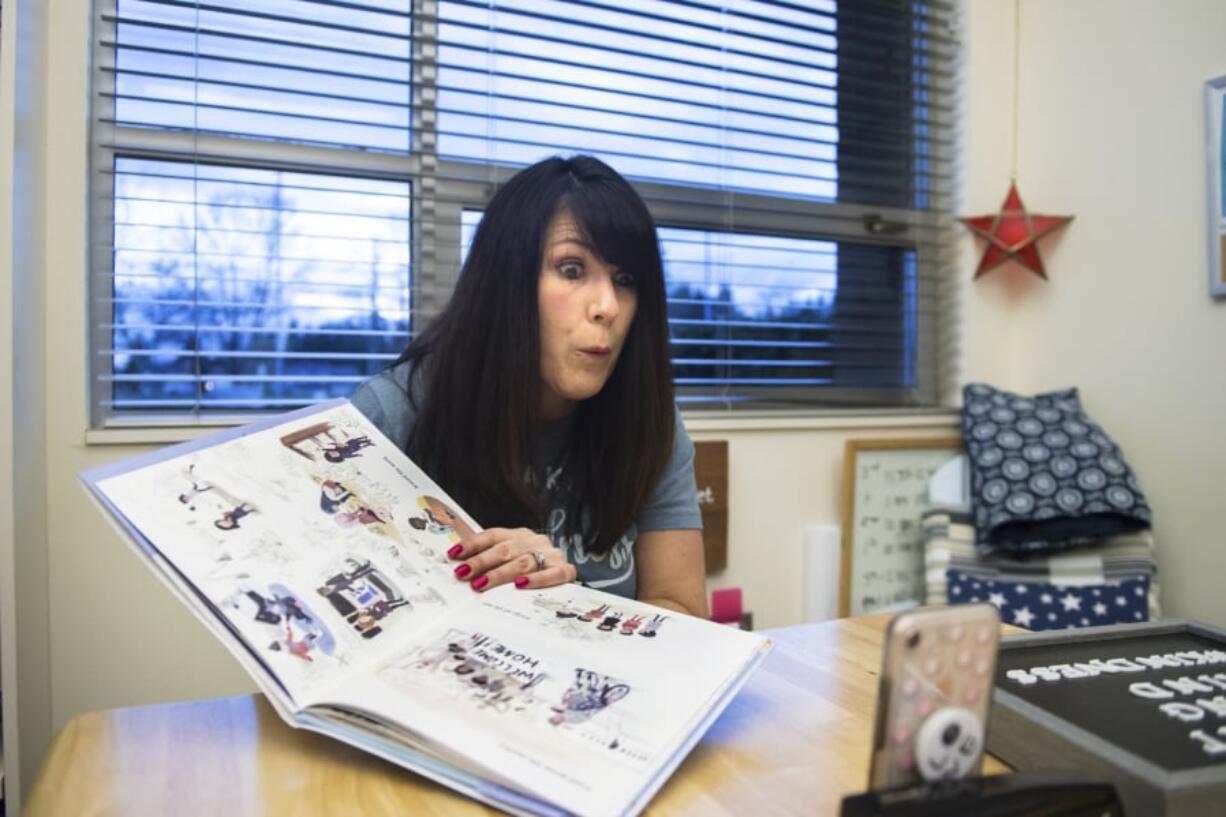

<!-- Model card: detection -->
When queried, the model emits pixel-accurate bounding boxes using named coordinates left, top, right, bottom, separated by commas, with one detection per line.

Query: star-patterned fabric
left=922, top=509, right=1161, bottom=632
left=946, top=571, right=1150, bottom=631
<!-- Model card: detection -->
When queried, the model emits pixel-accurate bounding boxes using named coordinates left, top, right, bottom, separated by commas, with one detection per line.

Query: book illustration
left=214, top=501, right=257, bottom=531
left=280, top=419, right=401, bottom=542
left=638, top=614, right=667, bottom=638
left=400, top=495, right=477, bottom=571
left=315, top=477, right=399, bottom=542
left=285, top=461, right=460, bottom=602
left=164, top=463, right=298, bottom=569
left=554, top=667, right=632, bottom=721
left=550, top=667, right=653, bottom=763
left=389, top=628, right=642, bottom=745
left=618, top=615, right=644, bottom=636
left=412, top=495, right=477, bottom=542
left=176, top=464, right=260, bottom=530
left=271, top=417, right=407, bottom=550
left=548, top=668, right=630, bottom=726
left=407, top=631, right=548, bottom=714
left=279, top=420, right=375, bottom=464
left=546, top=668, right=658, bottom=764
left=222, top=582, right=341, bottom=667
left=529, top=595, right=670, bottom=642
left=176, top=463, right=217, bottom=510
left=321, top=435, right=375, bottom=463
left=317, top=557, right=411, bottom=639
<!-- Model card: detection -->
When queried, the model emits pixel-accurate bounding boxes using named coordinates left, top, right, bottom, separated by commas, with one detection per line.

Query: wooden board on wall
left=694, top=441, right=728, bottom=574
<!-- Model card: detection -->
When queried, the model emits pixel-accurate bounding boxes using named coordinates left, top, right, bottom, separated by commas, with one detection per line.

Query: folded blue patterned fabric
left=962, top=383, right=1152, bottom=555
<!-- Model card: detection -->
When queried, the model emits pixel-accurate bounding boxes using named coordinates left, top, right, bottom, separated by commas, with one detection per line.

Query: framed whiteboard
left=839, top=437, right=963, bottom=617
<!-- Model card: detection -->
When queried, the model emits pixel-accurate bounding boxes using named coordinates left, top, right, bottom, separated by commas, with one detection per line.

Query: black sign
left=995, top=627, right=1226, bottom=772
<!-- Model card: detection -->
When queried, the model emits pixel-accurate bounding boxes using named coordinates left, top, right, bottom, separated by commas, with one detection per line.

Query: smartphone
left=868, top=604, right=1000, bottom=790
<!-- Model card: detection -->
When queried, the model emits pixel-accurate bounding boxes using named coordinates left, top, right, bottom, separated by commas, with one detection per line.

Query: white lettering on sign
left=1188, top=728, right=1226, bottom=756
left=1089, top=657, right=1147, bottom=673
left=1129, top=682, right=1175, bottom=700
left=1163, top=677, right=1218, bottom=696
left=1160, top=702, right=1206, bottom=723
left=1196, top=696, right=1226, bottom=719
left=1138, top=654, right=1192, bottom=670
left=1004, top=645, right=1226, bottom=759
left=1007, top=650, right=1226, bottom=688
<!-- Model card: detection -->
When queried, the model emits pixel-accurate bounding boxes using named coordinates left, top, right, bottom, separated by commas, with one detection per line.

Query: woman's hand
left=448, top=527, right=576, bottom=592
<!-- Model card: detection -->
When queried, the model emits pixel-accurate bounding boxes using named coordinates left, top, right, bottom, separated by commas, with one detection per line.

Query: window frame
left=88, top=0, right=958, bottom=430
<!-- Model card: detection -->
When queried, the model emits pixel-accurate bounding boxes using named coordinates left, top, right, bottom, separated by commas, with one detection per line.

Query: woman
left=352, top=155, right=707, bottom=617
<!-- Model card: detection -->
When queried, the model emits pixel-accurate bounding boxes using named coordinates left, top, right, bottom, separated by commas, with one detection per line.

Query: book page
left=313, top=583, right=769, bottom=817
left=92, top=403, right=482, bottom=704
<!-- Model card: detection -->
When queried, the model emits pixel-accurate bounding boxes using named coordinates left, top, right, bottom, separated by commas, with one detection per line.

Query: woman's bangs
left=563, top=186, right=658, bottom=287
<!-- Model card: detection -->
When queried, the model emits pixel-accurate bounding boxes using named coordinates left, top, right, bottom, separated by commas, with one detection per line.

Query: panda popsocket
left=913, top=706, right=984, bottom=781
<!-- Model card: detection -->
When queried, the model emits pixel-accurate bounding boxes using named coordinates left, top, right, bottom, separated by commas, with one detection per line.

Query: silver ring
left=531, top=550, right=547, bottom=571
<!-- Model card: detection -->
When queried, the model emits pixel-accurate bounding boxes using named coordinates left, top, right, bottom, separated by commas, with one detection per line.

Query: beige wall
left=964, top=0, right=1226, bottom=626
left=3, top=0, right=53, bottom=807
left=11, top=0, right=1226, bottom=786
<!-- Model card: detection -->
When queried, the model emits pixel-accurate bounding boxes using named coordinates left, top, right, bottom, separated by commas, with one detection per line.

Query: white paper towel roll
left=803, top=524, right=841, bottom=623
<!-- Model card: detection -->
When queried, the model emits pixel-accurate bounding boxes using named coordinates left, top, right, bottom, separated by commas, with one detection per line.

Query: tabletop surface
left=25, top=613, right=1010, bottom=817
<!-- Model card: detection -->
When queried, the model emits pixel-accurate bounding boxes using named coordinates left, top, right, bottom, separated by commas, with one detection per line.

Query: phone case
left=868, top=604, right=1000, bottom=790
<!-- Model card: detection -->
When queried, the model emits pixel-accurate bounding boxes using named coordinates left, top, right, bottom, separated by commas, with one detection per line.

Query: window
left=107, top=159, right=410, bottom=410
left=90, top=0, right=960, bottom=425
left=92, top=0, right=414, bottom=421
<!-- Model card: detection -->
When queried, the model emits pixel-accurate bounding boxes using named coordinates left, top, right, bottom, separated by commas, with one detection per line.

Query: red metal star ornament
left=960, top=182, right=1073, bottom=280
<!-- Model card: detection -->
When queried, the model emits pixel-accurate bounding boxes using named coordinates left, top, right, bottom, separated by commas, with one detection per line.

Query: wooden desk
left=25, top=614, right=1009, bottom=816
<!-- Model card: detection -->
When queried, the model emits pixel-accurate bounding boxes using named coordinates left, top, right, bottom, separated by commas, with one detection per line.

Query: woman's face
left=537, top=209, right=638, bottom=419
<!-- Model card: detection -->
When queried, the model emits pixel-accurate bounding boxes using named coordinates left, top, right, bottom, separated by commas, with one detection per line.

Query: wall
left=15, top=0, right=1226, bottom=786
left=1, top=0, right=52, bottom=809
left=963, top=0, right=1226, bottom=626
left=0, top=0, right=16, bottom=800
left=691, top=414, right=959, bottom=622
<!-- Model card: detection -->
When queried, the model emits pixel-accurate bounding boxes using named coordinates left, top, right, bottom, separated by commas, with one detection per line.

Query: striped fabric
left=923, top=509, right=1161, bottom=629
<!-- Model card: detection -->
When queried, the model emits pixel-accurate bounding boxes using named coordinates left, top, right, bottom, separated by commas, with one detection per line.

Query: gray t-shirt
left=350, top=363, right=702, bottom=599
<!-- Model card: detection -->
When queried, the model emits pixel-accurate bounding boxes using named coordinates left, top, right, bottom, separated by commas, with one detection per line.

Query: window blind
left=92, top=0, right=415, bottom=420
left=104, top=0, right=411, bottom=150
left=442, top=0, right=957, bottom=409
left=90, top=0, right=960, bottom=424
left=104, top=158, right=410, bottom=410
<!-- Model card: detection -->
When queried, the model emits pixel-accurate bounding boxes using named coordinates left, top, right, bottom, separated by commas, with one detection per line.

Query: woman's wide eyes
left=556, top=259, right=634, bottom=288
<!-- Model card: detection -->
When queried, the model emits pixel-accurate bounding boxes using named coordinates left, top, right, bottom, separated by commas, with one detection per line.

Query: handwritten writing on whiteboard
left=848, top=446, right=961, bottom=616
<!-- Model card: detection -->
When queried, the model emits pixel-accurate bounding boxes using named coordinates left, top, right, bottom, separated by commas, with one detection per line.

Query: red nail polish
left=454, top=563, right=471, bottom=579
left=514, top=576, right=529, bottom=588
left=471, top=575, right=489, bottom=591
left=447, top=544, right=463, bottom=558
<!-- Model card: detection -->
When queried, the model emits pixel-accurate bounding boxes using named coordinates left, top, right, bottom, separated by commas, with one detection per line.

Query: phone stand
left=839, top=770, right=1122, bottom=817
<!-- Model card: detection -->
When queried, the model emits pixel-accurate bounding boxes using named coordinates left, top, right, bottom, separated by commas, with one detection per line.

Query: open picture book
left=80, top=400, right=771, bottom=817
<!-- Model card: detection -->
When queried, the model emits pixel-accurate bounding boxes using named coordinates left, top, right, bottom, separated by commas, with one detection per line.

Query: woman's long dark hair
left=398, top=155, right=675, bottom=555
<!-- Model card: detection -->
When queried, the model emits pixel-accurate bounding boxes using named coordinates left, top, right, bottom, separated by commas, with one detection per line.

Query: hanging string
left=1011, top=0, right=1021, bottom=183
